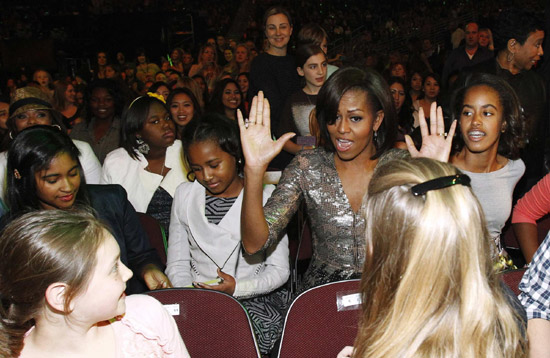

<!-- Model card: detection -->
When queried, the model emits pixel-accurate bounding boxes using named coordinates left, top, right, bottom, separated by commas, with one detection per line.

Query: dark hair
left=6, top=125, right=87, bottom=215
left=87, top=79, right=124, bottom=119
left=494, top=8, right=544, bottom=50
left=297, top=23, right=328, bottom=46
left=120, top=96, right=169, bottom=160
left=166, top=88, right=203, bottom=130
left=263, top=6, right=293, bottom=29
left=295, top=43, right=326, bottom=69
left=148, top=81, right=170, bottom=94
left=388, top=76, right=414, bottom=134
left=315, top=67, right=397, bottom=158
left=182, top=112, right=244, bottom=177
left=207, top=78, right=245, bottom=119
left=0, top=209, right=106, bottom=357
left=450, top=72, right=525, bottom=159
left=416, top=72, right=441, bottom=101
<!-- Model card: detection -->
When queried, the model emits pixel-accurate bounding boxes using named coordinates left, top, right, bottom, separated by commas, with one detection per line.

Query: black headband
left=411, top=174, right=471, bottom=196
left=9, top=97, right=52, bottom=116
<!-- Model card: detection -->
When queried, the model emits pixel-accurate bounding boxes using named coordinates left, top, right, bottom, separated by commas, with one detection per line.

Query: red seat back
left=147, top=288, right=261, bottom=358
left=278, top=280, right=361, bottom=358
left=500, top=268, right=527, bottom=296
left=137, top=212, right=167, bottom=265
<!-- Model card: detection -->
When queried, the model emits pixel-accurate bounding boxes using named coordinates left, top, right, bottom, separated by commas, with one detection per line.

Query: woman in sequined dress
left=237, top=67, right=456, bottom=291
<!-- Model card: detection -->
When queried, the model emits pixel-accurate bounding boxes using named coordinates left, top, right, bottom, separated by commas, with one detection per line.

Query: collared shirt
left=70, top=116, right=122, bottom=163
left=519, top=231, right=550, bottom=320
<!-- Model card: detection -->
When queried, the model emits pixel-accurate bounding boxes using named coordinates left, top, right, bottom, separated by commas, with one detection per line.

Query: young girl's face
left=169, top=93, right=195, bottom=127
left=410, top=73, right=422, bottom=92
left=187, top=140, right=243, bottom=197
left=423, top=76, right=440, bottom=100
left=65, top=84, right=76, bottom=103
left=237, top=74, right=249, bottom=94
left=138, top=101, right=176, bottom=149
left=71, top=232, right=133, bottom=322
left=298, top=52, right=327, bottom=90
left=222, top=83, right=242, bottom=110
left=35, top=153, right=81, bottom=210
left=34, top=71, right=50, bottom=88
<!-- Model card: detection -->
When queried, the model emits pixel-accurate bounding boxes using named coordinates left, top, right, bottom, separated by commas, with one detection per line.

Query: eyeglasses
left=410, top=174, right=471, bottom=196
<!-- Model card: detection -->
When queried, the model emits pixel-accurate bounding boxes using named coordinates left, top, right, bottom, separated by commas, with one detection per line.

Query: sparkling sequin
left=263, top=148, right=405, bottom=291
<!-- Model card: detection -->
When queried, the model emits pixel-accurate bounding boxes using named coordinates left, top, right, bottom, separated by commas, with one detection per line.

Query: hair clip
left=146, top=92, right=166, bottom=104
left=13, top=169, right=22, bottom=180
left=410, top=174, right=471, bottom=196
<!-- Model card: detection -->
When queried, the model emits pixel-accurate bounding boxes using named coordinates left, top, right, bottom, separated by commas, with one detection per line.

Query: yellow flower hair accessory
left=146, top=92, right=166, bottom=104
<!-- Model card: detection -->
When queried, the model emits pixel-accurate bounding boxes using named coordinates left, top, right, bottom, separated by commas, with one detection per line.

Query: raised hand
left=405, top=101, right=456, bottom=162
left=237, top=91, right=295, bottom=171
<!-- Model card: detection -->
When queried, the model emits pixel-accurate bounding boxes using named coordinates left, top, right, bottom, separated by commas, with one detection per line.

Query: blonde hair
left=353, top=157, right=526, bottom=358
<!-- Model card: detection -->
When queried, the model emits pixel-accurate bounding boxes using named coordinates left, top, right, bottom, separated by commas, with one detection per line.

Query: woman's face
left=513, top=30, right=544, bottom=72
left=222, top=83, right=242, bottom=110
left=459, top=85, right=505, bottom=156
left=34, top=153, right=81, bottom=210
left=390, top=64, right=405, bottom=79
left=235, top=46, right=248, bottom=63
left=478, top=30, right=490, bottom=47
left=193, top=77, right=206, bottom=93
left=169, top=93, right=195, bottom=127
left=138, top=102, right=176, bottom=150
left=265, top=13, right=292, bottom=50
left=423, top=76, right=440, bottom=100
left=65, top=84, right=76, bottom=103
left=202, top=47, right=215, bottom=64
left=104, top=66, right=117, bottom=79
left=224, top=49, right=233, bottom=62
left=390, top=82, right=406, bottom=112
left=298, top=52, right=327, bottom=89
left=187, top=140, right=242, bottom=197
left=89, top=87, right=115, bottom=120
left=171, top=49, right=180, bottom=61
left=0, top=101, right=9, bottom=130
left=410, top=73, right=422, bottom=91
left=34, top=71, right=50, bottom=88
left=97, top=52, right=107, bottom=66
left=327, top=89, right=383, bottom=162
left=237, top=74, right=249, bottom=94
left=71, top=232, right=133, bottom=322
left=155, top=85, right=170, bottom=101
left=156, top=72, right=168, bottom=83
left=137, top=54, right=146, bottom=64
left=14, top=109, right=53, bottom=132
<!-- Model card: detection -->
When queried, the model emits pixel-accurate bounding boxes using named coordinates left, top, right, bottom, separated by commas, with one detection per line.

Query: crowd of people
left=1, top=2, right=550, bottom=358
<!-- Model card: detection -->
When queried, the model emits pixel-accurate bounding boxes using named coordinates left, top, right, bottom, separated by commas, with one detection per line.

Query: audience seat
left=146, top=288, right=261, bottom=358
left=500, top=268, right=527, bottom=296
left=278, top=279, right=361, bottom=358
left=137, top=212, right=167, bottom=265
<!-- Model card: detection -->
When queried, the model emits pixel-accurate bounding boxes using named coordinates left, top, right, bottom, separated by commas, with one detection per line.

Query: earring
left=13, top=169, right=21, bottom=180
left=136, top=136, right=150, bottom=155
left=374, top=131, right=378, bottom=141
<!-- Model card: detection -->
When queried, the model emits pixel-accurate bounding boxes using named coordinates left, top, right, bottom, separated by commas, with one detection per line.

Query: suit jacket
left=87, top=184, right=164, bottom=294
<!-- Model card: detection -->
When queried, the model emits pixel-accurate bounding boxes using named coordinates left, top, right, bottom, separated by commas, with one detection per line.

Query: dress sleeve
left=261, top=155, right=305, bottom=251
left=118, top=295, right=190, bottom=358
left=512, top=173, right=550, bottom=225
left=234, top=233, right=290, bottom=299
left=166, top=185, right=194, bottom=287
left=73, top=140, right=102, bottom=184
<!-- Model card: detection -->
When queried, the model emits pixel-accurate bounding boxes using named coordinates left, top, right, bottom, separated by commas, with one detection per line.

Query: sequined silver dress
left=263, top=148, right=400, bottom=291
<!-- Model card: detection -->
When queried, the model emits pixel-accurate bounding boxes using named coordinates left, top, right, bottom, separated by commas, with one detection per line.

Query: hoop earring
left=136, top=136, right=150, bottom=155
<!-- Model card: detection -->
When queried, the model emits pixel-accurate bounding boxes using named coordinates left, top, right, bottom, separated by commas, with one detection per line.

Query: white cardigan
left=101, top=140, right=187, bottom=212
left=166, top=180, right=290, bottom=299
left=0, top=139, right=102, bottom=201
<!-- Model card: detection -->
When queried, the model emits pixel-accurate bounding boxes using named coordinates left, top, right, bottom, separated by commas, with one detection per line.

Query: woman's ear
left=45, top=282, right=71, bottom=313
left=297, top=67, right=305, bottom=77
left=373, top=110, right=384, bottom=132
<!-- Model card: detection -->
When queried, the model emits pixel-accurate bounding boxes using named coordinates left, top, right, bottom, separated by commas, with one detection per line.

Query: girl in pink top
left=0, top=210, right=190, bottom=358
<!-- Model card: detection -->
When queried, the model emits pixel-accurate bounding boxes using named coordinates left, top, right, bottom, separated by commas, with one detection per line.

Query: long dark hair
left=6, top=125, right=89, bottom=215
left=315, top=67, right=397, bottom=158
left=207, top=78, right=245, bottom=119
